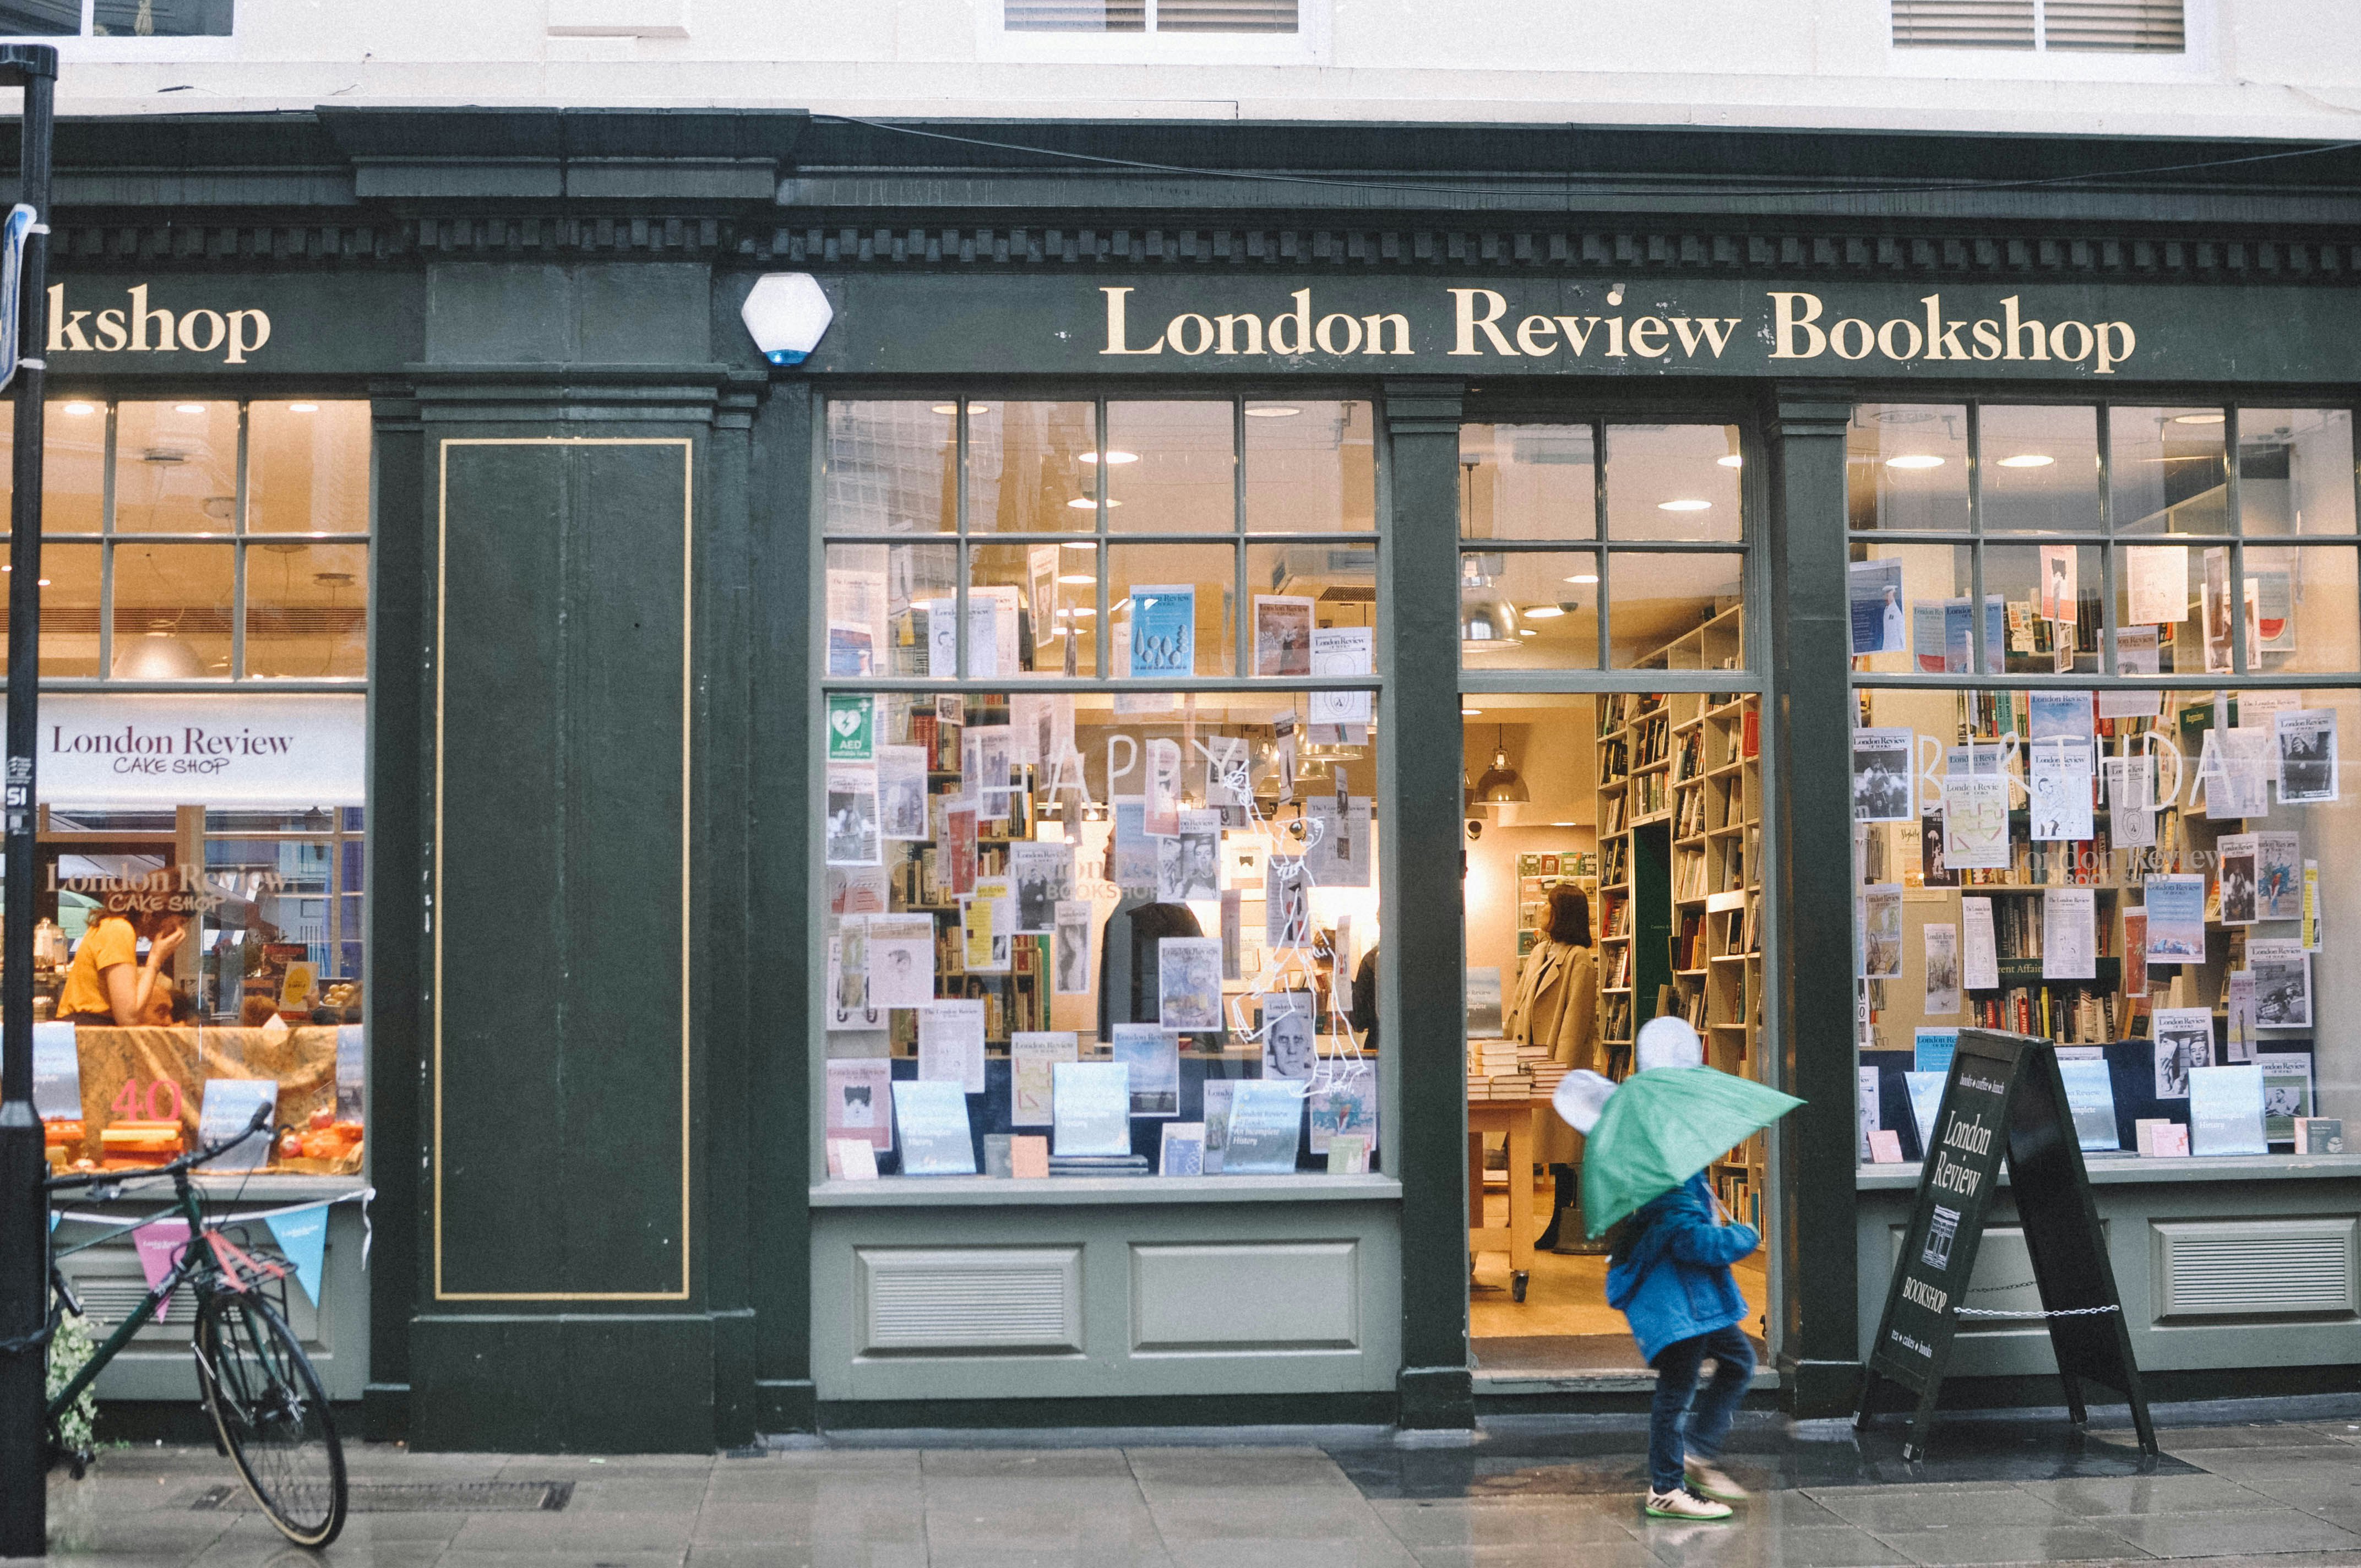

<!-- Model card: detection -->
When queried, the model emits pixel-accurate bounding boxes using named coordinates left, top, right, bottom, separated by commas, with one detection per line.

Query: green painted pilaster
left=1383, top=378, right=1475, bottom=1430
left=1765, top=389, right=1862, bottom=1418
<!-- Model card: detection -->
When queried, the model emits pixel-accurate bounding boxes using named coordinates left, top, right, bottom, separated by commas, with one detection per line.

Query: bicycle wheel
left=194, top=1289, right=347, bottom=1547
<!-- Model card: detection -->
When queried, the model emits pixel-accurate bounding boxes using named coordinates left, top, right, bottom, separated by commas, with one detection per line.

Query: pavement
left=24, top=1404, right=2361, bottom=1568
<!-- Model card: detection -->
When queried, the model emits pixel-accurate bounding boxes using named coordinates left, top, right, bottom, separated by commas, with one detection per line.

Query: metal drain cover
left=193, top=1480, right=573, bottom=1513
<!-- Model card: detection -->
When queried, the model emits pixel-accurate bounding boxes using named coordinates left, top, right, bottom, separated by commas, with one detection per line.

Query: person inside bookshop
left=57, top=902, right=190, bottom=1027
left=1504, top=884, right=1598, bottom=1250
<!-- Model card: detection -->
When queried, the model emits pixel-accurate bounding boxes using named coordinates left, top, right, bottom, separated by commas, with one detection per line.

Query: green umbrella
left=1580, top=1067, right=1805, bottom=1238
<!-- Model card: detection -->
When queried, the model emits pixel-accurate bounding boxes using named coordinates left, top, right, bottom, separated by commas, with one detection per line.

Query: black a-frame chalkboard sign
left=1858, top=1029, right=2157, bottom=1460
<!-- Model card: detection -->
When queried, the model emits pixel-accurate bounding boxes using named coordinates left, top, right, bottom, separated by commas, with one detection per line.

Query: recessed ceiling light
left=1065, top=497, right=1101, bottom=510
left=173, top=404, right=205, bottom=415
left=1524, top=606, right=1566, bottom=619
left=287, top=403, right=319, bottom=414
left=1244, top=405, right=1299, bottom=418
left=1658, top=499, right=1712, bottom=511
left=34, top=578, right=47, bottom=586
left=1462, top=706, right=1483, bottom=716
left=1080, top=450, right=1139, bottom=465
left=1061, top=540, right=1097, bottom=551
left=1067, top=606, right=1097, bottom=617
left=1885, top=454, right=1945, bottom=470
left=1518, top=628, right=1539, bottom=636
left=931, top=404, right=958, bottom=415
left=2172, top=412, right=2225, bottom=425
left=1564, top=573, right=1600, bottom=585
left=1998, top=454, right=2055, bottom=468
left=1058, top=573, right=1095, bottom=585
left=60, top=402, right=95, bottom=417
left=1716, top=455, right=1743, bottom=469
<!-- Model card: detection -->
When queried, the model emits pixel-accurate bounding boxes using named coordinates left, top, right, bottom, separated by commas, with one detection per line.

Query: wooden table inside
left=1467, top=1099, right=1538, bottom=1297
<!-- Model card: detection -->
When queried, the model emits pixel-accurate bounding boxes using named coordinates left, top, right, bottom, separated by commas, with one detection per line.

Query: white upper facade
left=17, top=0, right=2361, bottom=141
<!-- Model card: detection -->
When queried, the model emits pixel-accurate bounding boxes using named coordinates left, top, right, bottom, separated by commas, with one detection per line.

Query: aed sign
left=40, top=692, right=363, bottom=808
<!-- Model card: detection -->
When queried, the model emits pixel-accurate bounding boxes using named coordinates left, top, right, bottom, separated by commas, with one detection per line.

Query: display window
left=818, top=395, right=1380, bottom=1180
left=1847, top=400, right=2358, bottom=1164
left=3, top=398, right=372, bottom=1178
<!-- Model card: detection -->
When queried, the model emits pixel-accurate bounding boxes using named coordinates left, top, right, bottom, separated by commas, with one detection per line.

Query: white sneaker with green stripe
left=1644, top=1487, right=1734, bottom=1521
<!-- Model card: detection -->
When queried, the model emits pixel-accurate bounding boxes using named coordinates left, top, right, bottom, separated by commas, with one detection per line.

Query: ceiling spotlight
left=1998, top=454, right=2055, bottom=468
left=1066, top=496, right=1120, bottom=510
left=1057, top=573, right=1095, bottom=585
left=1716, top=454, right=1743, bottom=469
left=1658, top=499, right=1712, bottom=511
left=1462, top=706, right=1483, bottom=716
left=61, top=402, right=95, bottom=417
left=1564, top=573, right=1600, bottom=585
left=1244, top=405, right=1300, bottom=418
left=2172, top=412, right=2226, bottom=425
left=1885, top=454, right=1945, bottom=470
left=1524, top=605, right=1566, bottom=619
left=1080, top=450, right=1139, bottom=465
left=173, top=404, right=206, bottom=415
left=287, top=402, right=320, bottom=414
left=1061, top=540, right=1097, bottom=551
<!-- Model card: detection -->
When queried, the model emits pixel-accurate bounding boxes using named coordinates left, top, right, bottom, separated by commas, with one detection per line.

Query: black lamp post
left=0, top=40, right=58, bottom=1561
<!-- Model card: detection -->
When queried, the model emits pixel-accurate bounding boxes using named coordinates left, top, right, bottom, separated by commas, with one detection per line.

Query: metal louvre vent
left=1004, top=0, right=1145, bottom=30
left=1004, top=0, right=1294, bottom=31
left=1157, top=0, right=1297, bottom=32
left=73, top=1281, right=174, bottom=1327
left=2045, top=0, right=2184, bottom=50
left=1892, top=0, right=2183, bottom=50
left=858, top=1248, right=1084, bottom=1353
left=2159, top=1223, right=2357, bottom=1318
left=1893, top=0, right=2035, bottom=48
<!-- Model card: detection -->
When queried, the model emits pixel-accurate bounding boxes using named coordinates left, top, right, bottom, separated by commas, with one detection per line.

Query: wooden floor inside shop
left=1470, top=1180, right=1769, bottom=1375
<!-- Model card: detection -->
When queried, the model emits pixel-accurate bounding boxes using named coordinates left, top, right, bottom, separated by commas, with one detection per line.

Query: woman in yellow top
left=1502, top=885, right=1597, bottom=1251
left=57, top=906, right=188, bottom=1026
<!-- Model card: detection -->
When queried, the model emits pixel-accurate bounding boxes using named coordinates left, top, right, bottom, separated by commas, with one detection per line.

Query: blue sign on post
left=0, top=203, right=35, bottom=396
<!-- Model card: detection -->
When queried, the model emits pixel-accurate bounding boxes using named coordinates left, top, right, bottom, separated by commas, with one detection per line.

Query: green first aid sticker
left=827, top=694, right=874, bottom=761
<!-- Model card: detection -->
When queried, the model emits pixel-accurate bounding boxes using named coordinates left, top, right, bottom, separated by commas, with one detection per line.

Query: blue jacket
left=1604, top=1173, right=1761, bottom=1365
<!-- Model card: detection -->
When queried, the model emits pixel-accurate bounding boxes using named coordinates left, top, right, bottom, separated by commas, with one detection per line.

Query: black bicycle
left=32, top=1104, right=347, bottom=1547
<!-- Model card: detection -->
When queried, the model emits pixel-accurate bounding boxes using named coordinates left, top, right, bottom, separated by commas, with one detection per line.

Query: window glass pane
left=1460, top=423, right=1596, bottom=542
left=1106, top=402, right=1235, bottom=535
left=2113, top=542, right=2204, bottom=676
left=1460, top=549, right=1596, bottom=671
left=972, top=541, right=1097, bottom=678
left=1847, top=404, right=1968, bottom=532
left=1982, top=542, right=2098, bottom=674
left=1248, top=541, right=1374, bottom=677
left=113, top=401, right=238, bottom=536
left=1244, top=400, right=1373, bottom=533
left=246, top=542, right=367, bottom=679
left=2109, top=407, right=2227, bottom=535
left=94, top=0, right=233, bottom=34
left=0, top=1, right=79, bottom=32
left=1979, top=405, right=2100, bottom=533
left=970, top=400, right=1096, bottom=535
left=2239, top=409, right=2356, bottom=537
left=108, top=542, right=232, bottom=678
left=2245, top=545, right=2359, bottom=676
left=824, top=400, right=956, bottom=536
left=1847, top=541, right=1978, bottom=676
left=1609, top=552, right=1744, bottom=669
left=827, top=541, right=956, bottom=678
left=248, top=400, right=371, bottom=535
left=1604, top=424, right=1742, bottom=542
left=819, top=688, right=1379, bottom=1178
left=1108, top=543, right=1236, bottom=677
left=0, top=541, right=101, bottom=677
left=0, top=401, right=110, bottom=534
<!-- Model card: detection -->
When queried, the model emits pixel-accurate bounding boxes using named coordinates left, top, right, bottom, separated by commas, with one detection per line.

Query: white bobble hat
left=1635, top=1015, right=1705, bottom=1073
left=1552, top=1069, right=1616, bottom=1134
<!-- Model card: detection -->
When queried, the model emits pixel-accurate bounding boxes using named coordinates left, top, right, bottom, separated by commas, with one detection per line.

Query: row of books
left=1630, top=772, right=1669, bottom=818
left=1963, top=986, right=2121, bottom=1042
left=1633, top=714, right=1673, bottom=768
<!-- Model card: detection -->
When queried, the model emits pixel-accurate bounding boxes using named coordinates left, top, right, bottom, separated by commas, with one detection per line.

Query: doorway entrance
left=1455, top=418, right=1772, bottom=1386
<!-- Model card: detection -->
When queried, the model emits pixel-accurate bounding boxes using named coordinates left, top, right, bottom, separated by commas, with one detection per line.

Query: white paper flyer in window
left=2255, top=832, right=2302, bottom=920
left=1847, top=559, right=1905, bottom=655
left=1941, top=772, right=2011, bottom=870
left=1922, top=923, right=1960, bottom=1015
left=2248, top=939, right=2311, bottom=1027
left=1961, top=897, right=2000, bottom=992
left=866, top=915, right=936, bottom=1010
left=1156, top=809, right=1222, bottom=902
left=877, top=745, right=929, bottom=840
left=1008, top=840, right=1074, bottom=934
left=2103, top=754, right=2156, bottom=848
left=2123, top=545, right=2189, bottom=627
left=1252, top=594, right=1314, bottom=678
left=1260, top=990, right=1316, bottom=1079
left=823, top=764, right=882, bottom=867
left=2042, top=888, right=2097, bottom=981
left=917, top=998, right=987, bottom=1095
left=2038, top=545, right=2078, bottom=623
left=2276, top=708, right=2339, bottom=803
left=1128, top=584, right=1196, bottom=677
left=1851, top=727, right=1914, bottom=823
left=2151, top=1010, right=2210, bottom=1099
left=1155, top=938, right=1223, bottom=1032
left=1052, top=900, right=1093, bottom=995
left=2028, top=738, right=2094, bottom=842
left=1144, top=737, right=1184, bottom=836
left=1308, top=626, right=1375, bottom=728
left=1859, top=884, right=1902, bottom=981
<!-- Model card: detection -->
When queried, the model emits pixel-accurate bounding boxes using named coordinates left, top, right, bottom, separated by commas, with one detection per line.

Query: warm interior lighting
left=1080, top=451, right=1139, bottom=465
left=1885, top=454, right=1945, bottom=470
left=1716, top=455, right=1743, bottom=469
left=1244, top=405, right=1299, bottom=418
left=1462, top=706, right=1483, bottom=716
left=60, top=402, right=95, bottom=417
left=1524, top=605, right=1566, bottom=619
left=1057, top=573, right=1095, bottom=585
left=1564, top=573, right=1599, bottom=585
left=1998, top=454, right=2055, bottom=468
left=1060, top=540, right=1097, bottom=551
left=1658, top=499, right=1712, bottom=511
left=173, top=404, right=206, bottom=415
left=287, top=402, right=320, bottom=414
left=2172, top=412, right=2226, bottom=425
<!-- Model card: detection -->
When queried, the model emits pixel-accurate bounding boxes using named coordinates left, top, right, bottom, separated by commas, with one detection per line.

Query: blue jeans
left=1647, top=1325, right=1755, bottom=1493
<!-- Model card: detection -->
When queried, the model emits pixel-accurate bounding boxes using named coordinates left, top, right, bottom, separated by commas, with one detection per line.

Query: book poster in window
left=1848, top=559, right=1905, bottom=655
left=2226, top=970, right=2255, bottom=1061
left=1252, top=595, right=1314, bottom=678
left=2042, top=887, right=2096, bottom=981
left=2151, top=1009, right=2211, bottom=1099
left=867, top=915, right=937, bottom=1010
left=2028, top=738, right=2093, bottom=841
left=1961, top=896, right=1999, bottom=992
left=1266, top=856, right=1311, bottom=948
left=2104, top=755, right=2155, bottom=847
left=2038, top=544, right=2077, bottom=624
left=1052, top=900, right=1093, bottom=995
left=2249, top=938, right=2311, bottom=1027
left=878, top=745, right=929, bottom=841
left=1112, top=1024, right=1179, bottom=1118
left=1128, top=584, right=1196, bottom=677
left=1308, top=627, right=1374, bottom=727
left=2121, top=908, right=2148, bottom=998
left=2277, top=709, right=2339, bottom=803
left=1008, top=841, right=1074, bottom=935
left=964, top=726, right=1015, bottom=824
left=825, top=1059, right=895, bottom=1153
left=917, top=998, right=987, bottom=1096
left=1852, top=727, right=1913, bottom=822
left=2123, top=545, right=2189, bottom=627
left=1922, top=923, right=1960, bottom=1016
left=1156, top=809, right=1222, bottom=902
left=1941, top=772, right=2010, bottom=870
left=1307, top=1063, right=1378, bottom=1157
left=824, top=764, right=882, bottom=867
left=2256, top=1049, right=2315, bottom=1142
left=1155, top=937, right=1223, bottom=1031
left=2216, top=834, right=2259, bottom=925
left=1859, top=884, right=1902, bottom=981
left=1261, top=990, right=1316, bottom=1079
left=893, top=1080, right=977, bottom=1175
left=2027, top=689, right=2094, bottom=741
left=2256, top=831, right=2302, bottom=921
left=1145, top=738, right=1183, bottom=837
left=2142, top=874, right=2207, bottom=960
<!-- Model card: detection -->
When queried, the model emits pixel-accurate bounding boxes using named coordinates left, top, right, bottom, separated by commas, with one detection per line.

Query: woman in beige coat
left=1502, top=885, right=1598, bottom=1250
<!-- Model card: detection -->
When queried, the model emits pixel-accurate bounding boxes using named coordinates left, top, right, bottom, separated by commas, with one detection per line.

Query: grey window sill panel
left=1474, top=1366, right=1780, bottom=1395
left=55, top=1173, right=369, bottom=1207
left=810, top=1173, right=1406, bottom=1206
left=1857, top=1152, right=2361, bottom=1190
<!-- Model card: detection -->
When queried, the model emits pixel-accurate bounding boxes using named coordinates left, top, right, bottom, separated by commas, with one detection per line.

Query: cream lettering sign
left=1100, top=285, right=2140, bottom=373
left=46, top=282, right=273, bottom=364
left=40, top=693, right=362, bottom=808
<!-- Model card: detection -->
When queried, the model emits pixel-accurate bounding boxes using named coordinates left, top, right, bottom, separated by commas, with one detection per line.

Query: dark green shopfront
left=21, top=110, right=2361, bottom=1450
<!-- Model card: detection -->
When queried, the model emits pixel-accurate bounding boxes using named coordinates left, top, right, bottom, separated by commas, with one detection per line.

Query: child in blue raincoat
left=1602, top=1019, right=1761, bottom=1521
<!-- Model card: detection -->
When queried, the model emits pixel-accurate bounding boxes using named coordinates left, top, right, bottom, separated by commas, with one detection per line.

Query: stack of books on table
left=1467, top=1039, right=1533, bottom=1101
left=1520, top=1042, right=1568, bottom=1103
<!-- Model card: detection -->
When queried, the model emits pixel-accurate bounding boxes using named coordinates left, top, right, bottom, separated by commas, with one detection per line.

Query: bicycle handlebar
left=42, top=1102, right=275, bottom=1194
